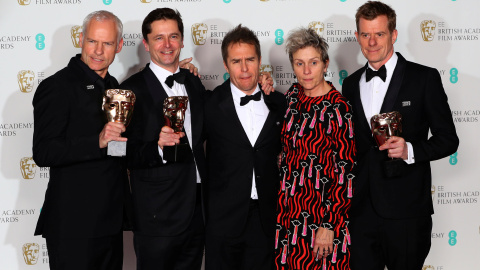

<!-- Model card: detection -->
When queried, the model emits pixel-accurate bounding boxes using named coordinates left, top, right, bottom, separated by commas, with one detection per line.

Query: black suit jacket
left=342, top=53, right=459, bottom=219
left=121, top=65, right=206, bottom=236
left=33, top=55, right=127, bottom=238
left=204, top=79, right=286, bottom=238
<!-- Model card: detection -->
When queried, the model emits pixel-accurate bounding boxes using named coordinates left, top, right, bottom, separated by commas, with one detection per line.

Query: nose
left=304, top=64, right=311, bottom=75
left=165, top=37, right=171, bottom=48
left=368, top=35, right=377, bottom=46
left=95, top=42, right=103, bottom=55
left=241, top=60, right=248, bottom=72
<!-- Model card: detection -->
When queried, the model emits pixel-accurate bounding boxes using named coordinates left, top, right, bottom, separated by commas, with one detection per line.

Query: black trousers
left=46, top=231, right=123, bottom=270
left=205, top=200, right=274, bottom=270
left=134, top=185, right=205, bottom=270
left=350, top=195, right=432, bottom=270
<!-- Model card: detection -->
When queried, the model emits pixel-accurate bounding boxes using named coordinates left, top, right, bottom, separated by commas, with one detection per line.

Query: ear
left=116, top=38, right=124, bottom=53
left=142, top=39, right=150, bottom=52
left=223, top=61, right=229, bottom=73
left=355, top=31, right=359, bottom=44
left=324, top=59, right=330, bottom=72
left=79, top=33, right=84, bottom=48
left=391, top=29, right=398, bottom=44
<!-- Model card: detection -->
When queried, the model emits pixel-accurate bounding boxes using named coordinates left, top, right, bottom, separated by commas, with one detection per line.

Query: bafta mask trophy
left=163, top=96, right=189, bottom=162
left=102, top=89, right=136, bottom=156
left=371, top=111, right=404, bottom=178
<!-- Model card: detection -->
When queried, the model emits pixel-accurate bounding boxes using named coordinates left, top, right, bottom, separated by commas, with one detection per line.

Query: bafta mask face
left=22, top=243, right=39, bottom=265
left=308, top=22, right=324, bottom=36
left=371, top=111, right=402, bottom=146
left=18, top=70, right=35, bottom=93
left=191, top=23, right=208, bottom=45
left=102, top=89, right=136, bottom=126
left=163, top=96, right=188, bottom=133
left=421, top=20, right=436, bottom=41
left=71, top=26, right=82, bottom=48
left=20, top=157, right=37, bottom=179
left=260, top=65, right=273, bottom=77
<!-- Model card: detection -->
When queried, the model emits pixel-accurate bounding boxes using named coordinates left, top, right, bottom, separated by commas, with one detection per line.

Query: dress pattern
left=275, top=82, right=356, bottom=270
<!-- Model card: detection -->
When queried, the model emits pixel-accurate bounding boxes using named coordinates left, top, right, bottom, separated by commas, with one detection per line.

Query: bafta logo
left=20, top=157, right=37, bottom=180
left=140, top=0, right=152, bottom=2
left=71, top=25, right=82, bottom=48
left=17, top=70, right=35, bottom=93
left=420, top=20, right=436, bottom=42
left=191, top=23, right=208, bottom=45
left=422, top=266, right=434, bottom=270
left=308, top=21, right=325, bottom=37
left=18, top=0, right=31, bottom=5
left=260, top=64, right=273, bottom=77
left=22, top=243, right=39, bottom=265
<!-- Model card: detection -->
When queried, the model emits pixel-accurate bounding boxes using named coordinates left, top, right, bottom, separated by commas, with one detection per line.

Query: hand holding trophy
left=162, top=96, right=189, bottom=162
left=371, top=111, right=404, bottom=178
left=102, top=89, right=136, bottom=156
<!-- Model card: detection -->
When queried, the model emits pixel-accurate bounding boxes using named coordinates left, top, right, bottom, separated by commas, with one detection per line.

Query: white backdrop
left=1, top=0, right=478, bottom=269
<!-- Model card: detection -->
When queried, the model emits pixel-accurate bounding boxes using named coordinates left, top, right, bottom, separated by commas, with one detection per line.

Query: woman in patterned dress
left=274, top=27, right=356, bottom=270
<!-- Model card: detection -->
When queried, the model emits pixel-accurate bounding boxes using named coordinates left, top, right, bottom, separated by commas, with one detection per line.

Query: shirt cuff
left=405, top=142, right=415, bottom=164
left=158, top=146, right=167, bottom=164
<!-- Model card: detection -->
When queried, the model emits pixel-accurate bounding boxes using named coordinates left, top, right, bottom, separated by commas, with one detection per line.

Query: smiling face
left=292, top=46, right=329, bottom=96
left=79, top=19, right=123, bottom=78
left=223, top=42, right=261, bottom=95
left=355, top=15, right=397, bottom=70
left=143, top=19, right=184, bottom=73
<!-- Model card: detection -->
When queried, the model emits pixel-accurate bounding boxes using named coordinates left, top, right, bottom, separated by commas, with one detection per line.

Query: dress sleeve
left=321, top=97, right=356, bottom=232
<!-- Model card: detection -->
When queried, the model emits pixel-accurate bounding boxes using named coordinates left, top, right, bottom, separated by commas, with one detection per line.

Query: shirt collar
left=230, top=82, right=261, bottom=104
left=149, top=60, right=180, bottom=85
left=367, top=51, right=398, bottom=76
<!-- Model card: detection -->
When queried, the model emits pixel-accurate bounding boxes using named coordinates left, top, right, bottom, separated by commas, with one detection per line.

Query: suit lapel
left=182, top=69, right=201, bottom=146
left=254, top=91, right=279, bottom=147
left=142, top=64, right=169, bottom=127
left=218, top=80, right=252, bottom=147
left=352, top=65, right=372, bottom=133
left=380, top=52, right=406, bottom=113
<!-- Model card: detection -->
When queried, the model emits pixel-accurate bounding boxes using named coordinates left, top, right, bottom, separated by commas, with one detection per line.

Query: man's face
left=371, top=112, right=402, bottom=146
left=355, top=15, right=397, bottom=70
left=103, top=90, right=135, bottom=126
left=19, top=72, right=35, bottom=92
left=223, top=42, right=261, bottom=95
left=79, top=19, right=123, bottom=78
left=143, top=19, right=184, bottom=73
left=192, top=24, right=207, bottom=45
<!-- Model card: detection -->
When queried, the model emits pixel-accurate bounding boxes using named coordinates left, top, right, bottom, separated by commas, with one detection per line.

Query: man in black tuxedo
left=203, top=25, right=286, bottom=270
left=33, top=10, right=128, bottom=270
left=120, top=8, right=206, bottom=270
left=342, top=2, right=459, bottom=270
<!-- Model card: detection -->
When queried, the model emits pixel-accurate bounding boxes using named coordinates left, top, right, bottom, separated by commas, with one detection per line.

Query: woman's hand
left=312, top=227, right=334, bottom=260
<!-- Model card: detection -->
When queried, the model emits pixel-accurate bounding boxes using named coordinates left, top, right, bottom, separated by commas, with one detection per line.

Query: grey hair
left=285, top=27, right=329, bottom=66
left=82, top=10, right=123, bottom=46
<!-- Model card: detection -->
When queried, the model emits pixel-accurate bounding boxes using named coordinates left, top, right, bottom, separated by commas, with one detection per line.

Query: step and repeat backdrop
left=1, top=0, right=479, bottom=269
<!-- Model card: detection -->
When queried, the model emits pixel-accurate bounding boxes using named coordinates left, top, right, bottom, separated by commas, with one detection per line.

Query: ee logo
left=275, top=29, right=284, bottom=45
left=449, top=152, right=458, bottom=165
left=35, top=34, right=45, bottom=50
left=448, top=230, right=457, bottom=246
left=339, top=70, right=348, bottom=85
left=450, top=68, right=458, bottom=84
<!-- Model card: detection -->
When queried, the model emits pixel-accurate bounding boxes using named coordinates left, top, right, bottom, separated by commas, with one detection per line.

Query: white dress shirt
left=150, top=61, right=202, bottom=183
left=231, top=83, right=270, bottom=199
left=359, top=53, right=414, bottom=164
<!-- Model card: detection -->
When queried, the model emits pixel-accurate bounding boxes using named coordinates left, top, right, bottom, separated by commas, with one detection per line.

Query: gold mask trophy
left=371, top=111, right=404, bottom=178
left=163, top=96, right=189, bottom=162
left=102, top=89, right=136, bottom=156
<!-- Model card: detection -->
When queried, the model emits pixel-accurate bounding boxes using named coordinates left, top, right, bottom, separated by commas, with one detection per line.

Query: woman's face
left=292, top=46, right=328, bottom=93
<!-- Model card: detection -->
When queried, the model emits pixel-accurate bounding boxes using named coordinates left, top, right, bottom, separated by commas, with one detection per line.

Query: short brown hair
left=355, top=1, right=396, bottom=33
left=221, top=24, right=261, bottom=63
left=142, top=8, right=184, bottom=42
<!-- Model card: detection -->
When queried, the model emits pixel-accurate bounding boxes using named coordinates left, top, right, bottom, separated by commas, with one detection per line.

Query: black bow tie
left=366, top=65, right=387, bottom=82
left=240, top=91, right=262, bottom=106
left=165, top=72, right=186, bottom=88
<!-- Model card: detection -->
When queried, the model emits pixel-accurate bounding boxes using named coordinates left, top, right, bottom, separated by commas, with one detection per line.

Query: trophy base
left=383, top=158, right=405, bottom=178
left=107, top=141, right=126, bottom=157
left=163, top=143, right=189, bottom=162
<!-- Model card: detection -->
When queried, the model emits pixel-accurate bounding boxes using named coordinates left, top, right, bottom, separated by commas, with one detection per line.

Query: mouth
left=91, top=56, right=104, bottom=63
left=161, top=50, right=174, bottom=55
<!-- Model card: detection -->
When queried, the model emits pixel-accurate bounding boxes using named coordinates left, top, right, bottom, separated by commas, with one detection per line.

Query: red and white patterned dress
left=274, top=82, right=356, bottom=270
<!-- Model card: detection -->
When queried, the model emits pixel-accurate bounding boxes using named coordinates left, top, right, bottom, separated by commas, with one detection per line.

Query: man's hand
left=313, top=227, right=334, bottom=260
left=379, top=136, right=408, bottom=160
left=179, top=57, right=199, bottom=77
left=259, top=72, right=275, bottom=95
left=158, top=126, right=185, bottom=149
left=99, top=122, right=126, bottom=149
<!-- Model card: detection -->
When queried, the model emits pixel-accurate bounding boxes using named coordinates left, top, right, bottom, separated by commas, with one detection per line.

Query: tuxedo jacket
left=203, top=79, right=286, bottom=238
left=33, top=55, right=127, bottom=239
left=121, top=65, right=206, bottom=236
left=342, top=53, right=459, bottom=219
